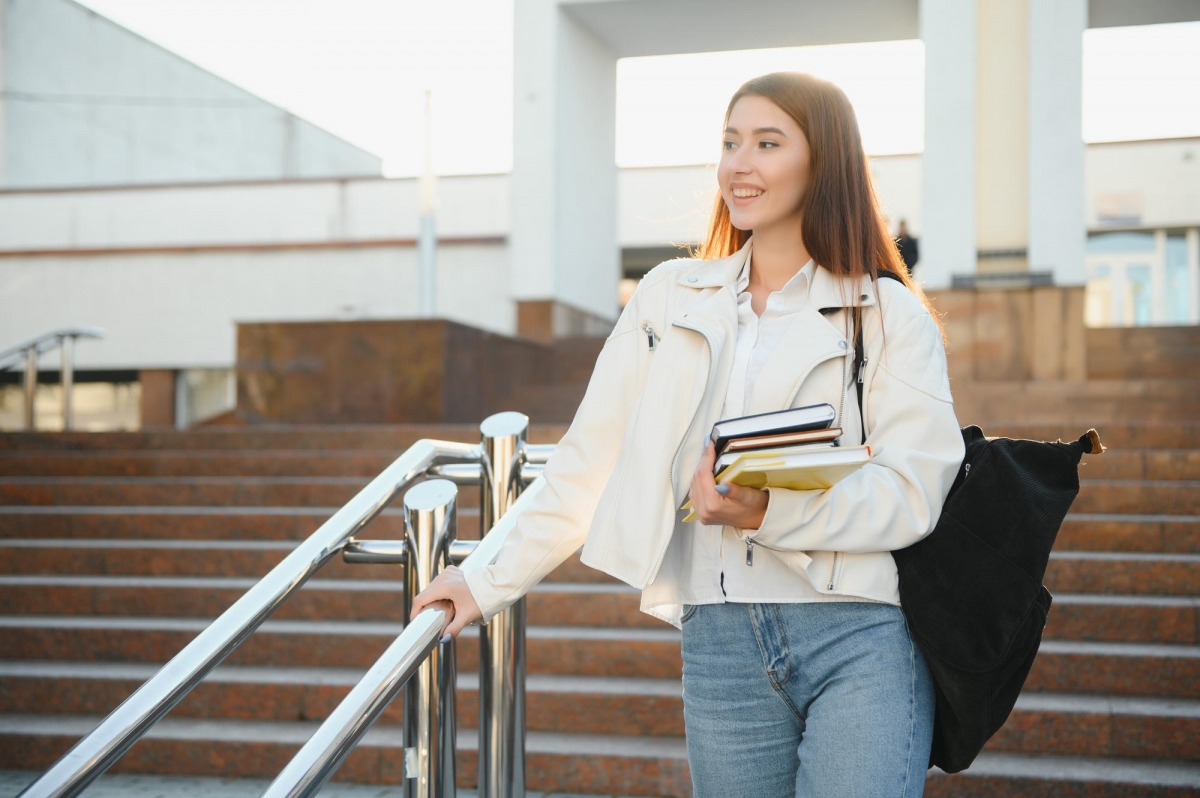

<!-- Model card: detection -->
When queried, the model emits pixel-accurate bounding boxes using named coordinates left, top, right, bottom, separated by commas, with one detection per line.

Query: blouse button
left=838, top=340, right=848, bottom=349
left=687, top=276, right=698, bottom=283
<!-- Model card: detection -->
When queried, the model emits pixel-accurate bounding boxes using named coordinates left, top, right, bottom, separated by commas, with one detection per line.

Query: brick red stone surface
left=1, top=422, right=1198, bottom=795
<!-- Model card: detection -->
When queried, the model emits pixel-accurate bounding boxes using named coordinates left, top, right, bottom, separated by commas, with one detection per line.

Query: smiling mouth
left=732, top=188, right=764, bottom=198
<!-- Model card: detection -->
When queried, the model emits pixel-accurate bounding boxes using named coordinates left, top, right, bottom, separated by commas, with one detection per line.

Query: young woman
left=411, top=72, right=965, bottom=798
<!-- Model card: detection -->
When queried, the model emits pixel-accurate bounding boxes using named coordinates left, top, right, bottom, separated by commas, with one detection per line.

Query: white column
left=920, top=0, right=976, bottom=290
left=1151, top=229, right=1167, bottom=324
left=1187, top=227, right=1200, bottom=325
left=510, top=0, right=618, bottom=324
left=1029, top=0, right=1086, bottom=286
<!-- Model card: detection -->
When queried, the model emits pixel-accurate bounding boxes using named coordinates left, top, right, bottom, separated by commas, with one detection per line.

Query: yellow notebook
left=680, top=445, right=871, bottom=522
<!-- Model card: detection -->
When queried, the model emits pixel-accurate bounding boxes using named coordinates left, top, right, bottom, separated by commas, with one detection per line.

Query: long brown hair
left=696, top=72, right=944, bottom=341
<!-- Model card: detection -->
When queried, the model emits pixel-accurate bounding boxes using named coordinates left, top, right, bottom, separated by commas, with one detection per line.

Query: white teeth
left=732, top=188, right=763, bottom=198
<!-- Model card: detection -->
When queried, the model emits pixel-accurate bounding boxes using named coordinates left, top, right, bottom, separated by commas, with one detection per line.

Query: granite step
left=2, top=617, right=1198, bottom=697
left=0, top=541, right=602, bottom=583
left=0, top=617, right=684, bottom=679
left=1056, top=515, right=1200, bottom=554
left=0, top=425, right=570, bottom=452
left=1070, top=481, right=1200, bottom=515
left=2, top=509, right=1195, bottom=554
left=0, top=506, right=412, bottom=541
left=1, top=715, right=1198, bottom=797
left=0, top=576, right=1195, bottom=642
left=0, top=577, right=651, bottom=628
left=982, top=422, right=1200, bottom=451
left=0, top=450, right=401, bottom=478
left=0, top=476, right=402, bottom=509
left=0, top=663, right=1196, bottom=762
left=1045, top=552, right=1200, bottom=595
left=4, top=477, right=1193, bottom=515
left=924, top=751, right=1200, bottom=797
left=5, top=447, right=1199, bottom=481
left=0, top=714, right=693, bottom=797
left=1076, top=451, right=1200, bottom=481
left=1, top=541, right=1193, bottom=594
left=1, top=420, right=1196, bottom=451
left=0, top=663, right=682, bottom=738
left=0, top=770, right=452, bottom=798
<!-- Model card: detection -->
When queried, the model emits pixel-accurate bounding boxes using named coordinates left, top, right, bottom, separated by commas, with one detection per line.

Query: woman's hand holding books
left=687, top=438, right=769, bottom=530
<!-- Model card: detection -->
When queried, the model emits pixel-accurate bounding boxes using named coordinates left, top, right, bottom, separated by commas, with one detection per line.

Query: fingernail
left=714, top=483, right=730, bottom=495
left=704, top=439, right=711, bottom=449
left=439, top=633, right=451, bottom=644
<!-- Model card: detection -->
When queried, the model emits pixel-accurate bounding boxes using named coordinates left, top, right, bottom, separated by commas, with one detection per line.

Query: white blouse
left=665, top=252, right=888, bottom=607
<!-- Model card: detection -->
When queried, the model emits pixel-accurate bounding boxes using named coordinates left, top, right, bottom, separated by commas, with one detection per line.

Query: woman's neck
left=749, top=223, right=811, bottom=292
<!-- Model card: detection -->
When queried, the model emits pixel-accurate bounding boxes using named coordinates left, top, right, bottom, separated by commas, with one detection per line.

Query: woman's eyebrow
left=724, top=126, right=788, bottom=136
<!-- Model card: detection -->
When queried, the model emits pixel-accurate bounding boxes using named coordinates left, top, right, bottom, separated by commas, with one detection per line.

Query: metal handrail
left=260, top=478, right=547, bottom=798
left=17, top=437, right=480, bottom=798
left=0, top=327, right=104, bottom=431
left=0, top=327, right=104, bottom=370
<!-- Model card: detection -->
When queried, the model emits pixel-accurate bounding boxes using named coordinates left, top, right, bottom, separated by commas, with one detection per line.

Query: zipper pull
left=640, top=321, right=657, bottom=351
left=746, top=538, right=754, bottom=566
left=857, top=355, right=868, bottom=384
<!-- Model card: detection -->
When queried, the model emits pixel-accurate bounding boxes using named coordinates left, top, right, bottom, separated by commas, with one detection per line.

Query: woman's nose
left=727, top=148, right=751, bottom=174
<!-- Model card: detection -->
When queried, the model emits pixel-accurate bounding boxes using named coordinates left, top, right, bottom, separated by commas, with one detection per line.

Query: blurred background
left=2, top=5, right=1200, bottom=796
left=0, top=0, right=1197, bottom=431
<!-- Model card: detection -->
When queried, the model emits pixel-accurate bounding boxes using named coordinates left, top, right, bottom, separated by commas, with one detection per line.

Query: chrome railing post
left=477, top=411, right=529, bottom=798
left=60, top=335, right=75, bottom=431
left=401, top=479, right=459, bottom=798
left=23, top=346, right=37, bottom=430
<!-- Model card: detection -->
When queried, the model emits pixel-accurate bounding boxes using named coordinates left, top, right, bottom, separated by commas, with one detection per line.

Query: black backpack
left=852, top=272, right=1104, bottom=773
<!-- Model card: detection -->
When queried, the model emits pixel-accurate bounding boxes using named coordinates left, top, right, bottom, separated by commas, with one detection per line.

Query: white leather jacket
left=464, top=238, right=965, bottom=629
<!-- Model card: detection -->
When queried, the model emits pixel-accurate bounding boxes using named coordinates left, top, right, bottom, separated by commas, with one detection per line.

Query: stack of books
left=680, top=402, right=871, bottom=521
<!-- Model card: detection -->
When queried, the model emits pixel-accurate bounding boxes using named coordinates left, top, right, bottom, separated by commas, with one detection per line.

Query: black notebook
left=709, top=402, right=836, bottom=455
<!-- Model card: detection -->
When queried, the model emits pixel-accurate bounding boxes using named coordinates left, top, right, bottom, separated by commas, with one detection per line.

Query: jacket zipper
left=745, top=537, right=841, bottom=591
left=668, top=318, right=713, bottom=513
left=643, top=317, right=714, bottom=588
left=643, top=321, right=662, bottom=352
left=742, top=343, right=852, bottom=570
left=652, top=317, right=851, bottom=584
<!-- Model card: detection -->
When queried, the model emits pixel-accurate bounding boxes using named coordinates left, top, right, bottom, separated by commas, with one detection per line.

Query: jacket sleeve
left=462, top=286, right=646, bottom=624
left=745, top=308, right=965, bottom=554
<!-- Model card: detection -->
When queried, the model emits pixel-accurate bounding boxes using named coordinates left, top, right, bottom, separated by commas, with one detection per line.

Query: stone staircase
left=0, top=421, right=1198, bottom=796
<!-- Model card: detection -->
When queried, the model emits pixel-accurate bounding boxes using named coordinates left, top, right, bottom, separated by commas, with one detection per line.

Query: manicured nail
left=439, top=633, right=451, bottom=644
left=714, top=483, right=730, bottom=495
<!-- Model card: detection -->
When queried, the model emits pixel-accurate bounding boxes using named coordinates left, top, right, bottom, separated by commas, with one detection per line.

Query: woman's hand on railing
left=410, top=565, right=484, bottom=640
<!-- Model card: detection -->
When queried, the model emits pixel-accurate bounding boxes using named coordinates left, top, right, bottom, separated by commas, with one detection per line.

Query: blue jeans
left=680, top=601, right=936, bottom=798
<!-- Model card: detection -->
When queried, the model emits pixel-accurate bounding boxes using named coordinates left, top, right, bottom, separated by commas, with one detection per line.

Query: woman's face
left=717, top=94, right=811, bottom=234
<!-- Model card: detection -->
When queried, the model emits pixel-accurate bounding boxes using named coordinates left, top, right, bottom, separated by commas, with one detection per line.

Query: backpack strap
left=854, top=269, right=906, bottom=445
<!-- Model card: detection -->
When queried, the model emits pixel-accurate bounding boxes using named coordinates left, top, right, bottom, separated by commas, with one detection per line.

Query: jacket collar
left=675, top=236, right=878, bottom=311
left=671, top=235, right=880, bottom=419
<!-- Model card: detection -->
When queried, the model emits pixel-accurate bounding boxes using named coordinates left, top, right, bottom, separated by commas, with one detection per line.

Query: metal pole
left=60, top=335, right=74, bottom=431
left=23, top=347, right=37, bottom=430
left=401, top=479, right=459, bottom=798
left=477, top=411, right=529, bottom=798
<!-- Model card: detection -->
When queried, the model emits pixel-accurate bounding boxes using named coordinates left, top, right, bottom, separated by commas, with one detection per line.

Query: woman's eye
left=722, top=140, right=736, bottom=150
left=759, top=140, right=779, bottom=149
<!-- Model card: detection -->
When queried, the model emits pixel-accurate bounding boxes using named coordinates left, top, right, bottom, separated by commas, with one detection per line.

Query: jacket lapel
left=675, top=240, right=879, bottom=419
left=745, top=264, right=876, bottom=417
